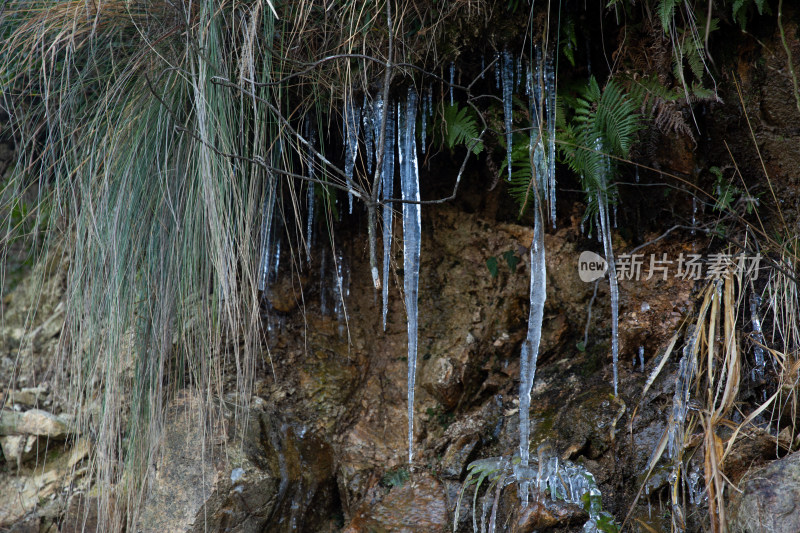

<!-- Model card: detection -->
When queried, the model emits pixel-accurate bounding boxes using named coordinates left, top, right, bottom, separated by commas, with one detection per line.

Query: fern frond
left=559, top=76, right=640, bottom=229
left=595, top=80, right=641, bottom=156
left=658, top=0, right=679, bottom=31
left=443, top=103, right=484, bottom=155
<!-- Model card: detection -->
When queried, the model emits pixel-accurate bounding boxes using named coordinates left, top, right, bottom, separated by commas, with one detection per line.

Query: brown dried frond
left=653, top=99, right=696, bottom=143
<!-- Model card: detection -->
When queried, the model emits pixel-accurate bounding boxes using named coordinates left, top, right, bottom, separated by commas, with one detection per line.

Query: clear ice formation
left=484, top=456, right=613, bottom=533
left=598, top=179, right=619, bottom=396
left=382, top=101, right=396, bottom=331
left=421, top=88, right=428, bottom=154
left=344, top=96, right=361, bottom=214
left=503, top=50, right=514, bottom=181
left=544, top=52, right=557, bottom=226
left=590, top=138, right=620, bottom=395
left=363, top=97, right=375, bottom=175
left=449, top=62, right=455, bottom=106
left=319, top=248, right=328, bottom=315
left=495, top=52, right=501, bottom=89
left=750, top=293, right=766, bottom=383
left=515, top=49, right=560, bottom=502
left=333, top=248, right=350, bottom=338
left=399, top=88, right=421, bottom=464
left=305, top=118, right=316, bottom=264
left=669, top=325, right=698, bottom=459
left=517, top=200, right=546, bottom=503
left=258, top=173, right=278, bottom=291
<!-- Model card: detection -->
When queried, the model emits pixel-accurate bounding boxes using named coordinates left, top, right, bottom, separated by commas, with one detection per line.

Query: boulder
left=728, top=451, right=800, bottom=533
left=0, top=409, right=72, bottom=439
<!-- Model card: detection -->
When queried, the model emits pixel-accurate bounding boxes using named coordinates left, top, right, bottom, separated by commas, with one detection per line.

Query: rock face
left=135, top=393, right=338, bottom=533
left=0, top=439, right=91, bottom=527
left=727, top=451, right=800, bottom=533
left=343, top=473, right=449, bottom=533
left=0, top=409, right=72, bottom=439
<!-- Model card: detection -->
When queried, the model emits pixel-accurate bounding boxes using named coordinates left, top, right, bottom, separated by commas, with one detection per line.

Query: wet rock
left=343, top=473, right=448, bottom=533
left=727, top=451, right=800, bottom=533
left=440, top=433, right=479, bottom=478
left=0, top=409, right=72, bottom=439
left=337, top=402, right=408, bottom=513
left=510, top=497, right=588, bottom=533
left=135, top=393, right=337, bottom=533
left=434, top=400, right=500, bottom=479
left=553, top=387, right=621, bottom=460
left=420, top=354, right=464, bottom=410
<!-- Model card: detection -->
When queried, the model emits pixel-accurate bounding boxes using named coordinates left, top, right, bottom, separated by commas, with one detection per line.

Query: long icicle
left=503, top=50, right=514, bottom=181
left=518, top=193, right=546, bottom=504
left=344, top=94, right=361, bottom=214
left=258, top=172, right=278, bottom=291
left=382, top=100, right=396, bottom=331
left=305, top=117, right=316, bottom=264
left=545, top=52, right=557, bottom=226
left=399, top=88, right=421, bottom=464
left=596, top=140, right=619, bottom=395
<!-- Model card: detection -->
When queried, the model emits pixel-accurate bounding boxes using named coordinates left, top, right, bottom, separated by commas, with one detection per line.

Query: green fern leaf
left=658, top=0, right=678, bottom=31
left=443, top=103, right=484, bottom=155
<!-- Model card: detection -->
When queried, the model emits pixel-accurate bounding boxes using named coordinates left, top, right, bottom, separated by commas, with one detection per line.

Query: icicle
left=399, top=88, right=421, bottom=464
left=382, top=101, right=396, bottom=331
left=635, top=167, right=640, bottom=183
left=495, top=52, right=501, bottom=89
left=481, top=54, right=485, bottom=78
left=449, top=62, right=455, bottom=106
left=691, top=196, right=697, bottom=235
left=750, top=293, right=766, bottom=383
left=516, top=139, right=548, bottom=504
left=421, top=89, right=427, bottom=155
left=595, top=140, right=620, bottom=395
left=320, top=248, right=328, bottom=315
left=669, top=326, right=698, bottom=459
left=525, top=64, right=532, bottom=97
left=333, top=249, right=350, bottom=338
left=427, top=86, right=433, bottom=117
left=516, top=55, right=522, bottom=92
left=305, top=118, right=316, bottom=264
left=271, top=237, right=281, bottom=283
left=638, top=346, right=645, bottom=372
left=363, top=97, right=375, bottom=175
left=503, top=50, right=514, bottom=181
left=613, top=204, right=618, bottom=228
left=258, top=174, right=278, bottom=291
left=344, top=95, right=361, bottom=214
left=372, top=94, right=385, bottom=163
left=545, top=52, right=557, bottom=227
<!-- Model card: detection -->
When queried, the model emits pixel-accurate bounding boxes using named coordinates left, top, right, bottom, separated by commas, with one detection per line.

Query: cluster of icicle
left=256, top=47, right=623, bottom=502
left=344, top=87, right=424, bottom=463
left=465, top=455, right=614, bottom=533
